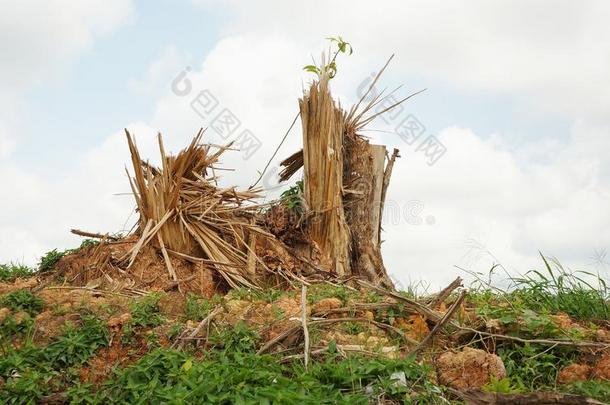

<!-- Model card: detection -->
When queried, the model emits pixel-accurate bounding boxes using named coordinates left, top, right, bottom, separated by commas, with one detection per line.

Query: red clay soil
left=55, top=237, right=220, bottom=296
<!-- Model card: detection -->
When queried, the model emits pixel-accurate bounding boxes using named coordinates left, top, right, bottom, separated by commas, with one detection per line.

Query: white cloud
left=0, top=0, right=134, bottom=262
left=0, top=0, right=134, bottom=157
left=128, top=45, right=190, bottom=96
left=381, top=126, right=610, bottom=287
left=196, top=0, right=610, bottom=121
left=0, top=0, right=134, bottom=92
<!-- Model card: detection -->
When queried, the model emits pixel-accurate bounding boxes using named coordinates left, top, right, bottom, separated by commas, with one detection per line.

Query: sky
left=1, top=0, right=610, bottom=290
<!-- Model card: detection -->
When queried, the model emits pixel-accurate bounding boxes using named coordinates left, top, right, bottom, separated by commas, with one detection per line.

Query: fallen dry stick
left=257, top=316, right=418, bottom=355
left=428, top=276, right=463, bottom=308
left=71, top=229, right=120, bottom=241
left=357, top=280, right=451, bottom=326
left=301, top=284, right=310, bottom=370
left=408, top=290, right=467, bottom=356
left=174, top=306, right=223, bottom=349
left=451, top=389, right=605, bottom=405
left=458, top=326, right=610, bottom=349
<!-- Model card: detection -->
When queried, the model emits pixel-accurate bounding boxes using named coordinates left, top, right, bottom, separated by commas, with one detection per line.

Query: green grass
left=498, top=343, right=578, bottom=391
left=0, top=316, right=448, bottom=404
left=183, top=293, right=223, bottom=322
left=228, top=287, right=292, bottom=303
left=509, top=254, right=610, bottom=321
left=307, top=283, right=358, bottom=305
left=122, top=293, right=166, bottom=344
left=0, top=263, right=35, bottom=282
left=0, top=290, right=44, bottom=315
left=0, top=314, right=110, bottom=403
left=66, top=332, right=445, bottom=404
left=566, top=380, right=610, bottom=403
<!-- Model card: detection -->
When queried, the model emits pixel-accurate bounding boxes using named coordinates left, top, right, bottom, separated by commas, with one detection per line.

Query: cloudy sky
left=1, top=0, right=609, bottom=289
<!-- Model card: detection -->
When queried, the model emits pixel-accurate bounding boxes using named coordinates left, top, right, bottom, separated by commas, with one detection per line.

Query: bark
left=343, top=135, right=394, bottom=289
left=283, top=76, right=399, bottom=289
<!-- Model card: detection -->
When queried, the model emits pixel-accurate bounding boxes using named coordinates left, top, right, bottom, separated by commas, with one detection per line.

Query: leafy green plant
left=308, top=283, right=357, bottom=305
left=0, top=263, right=35, bottom=282
left=129, top=293, right=165, bottom=328
left=75, top=239, right=99, bottom=250
left=0, top=290, right=44, bottom=315
left=184, top=293, right=222, bottom=321
left=342, top=321, right=367, bottom=335
left=44, top=316, right=110, bottom=368
left=303, top=36, right=353, bottom=79
left=280, top=180, right=304, bottom=214
left=0, top=313, right=35, bottom=350
left=209, top=320, right=260, bottom=354
left=122, top=294, right=165, bottom=344
left=565, top=380, right=610, bottom=403
left=67, top=347, right=446, bottom=404
left=0, top=314, right=109, bottom=403
left=37, top=240, right=101, bottom=274
left=483, top=376, right=522, bottom=394
left=499, top=343, right=577, bottom=391
left=38, top=249, right=65, bottom=272
left=229, top=287, right=289, bottom=303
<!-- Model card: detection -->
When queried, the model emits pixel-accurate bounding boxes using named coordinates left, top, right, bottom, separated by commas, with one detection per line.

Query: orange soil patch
left=55, top=237, right=220, bottom=296
left=436, top=348, right=506, bottom=390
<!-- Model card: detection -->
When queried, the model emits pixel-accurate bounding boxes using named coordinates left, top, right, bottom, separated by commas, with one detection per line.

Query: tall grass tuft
left=509, top=253, right=610, bottom=320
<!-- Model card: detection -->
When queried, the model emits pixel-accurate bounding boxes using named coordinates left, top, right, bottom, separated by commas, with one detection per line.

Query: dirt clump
left=312, top=297, right=343, bottom=315
left=107, top=313, right=132, bottom=330
left=592, top=353, right=610, bottom=381
left=436, top=347, right=506, bottom=390
left=0, top=307, right=10, bottom=322
left=558, top=363, right=593, bottom=384
left=158, top=292, right=187, bottom=318
left=0, top=277, right=39, bottom=295
left=394, top=315, right=430, bottom=341
left=34, top=310, right=80, bottom=344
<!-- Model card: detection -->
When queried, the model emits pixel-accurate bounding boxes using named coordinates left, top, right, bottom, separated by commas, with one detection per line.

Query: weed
left=0, top=263, right=35, bottom=282
left=483, top=376, right=522, bottom=394
left=308, top=283, right=357, bottom=305
left=469, top=254, right=610, bottom=322
left=38, top=249, right=65, bottom=272
left=122, top=293, right=165, bottom=344
left=75, top=239, right=99, bottom=250
left=37, top=240, right=100, bottom=274
left=565, top=380, right=610, bottom=403
left=280, top=180, right=304, bottom=213
left=341, top=321, right=367, bottom=335
left=209, top=320, right=260, bottom=354
left=509, top=254, right=610, bottom=320
left=0, top=314, right=109, bottom=403
left=0, top=313, right=35, bottom=351
left=71, top=348, right=445, bottom=404
left=145, top=331, right=161, bottom=349
left=165, top=323, right=184, bottom=340
left=303, top=36, right=353, bottom=79
left=271, top=304, right=285, bottom=319
left=498, top=343, right=577, bottom=391
left=184, top=293, right=221, bottom=321
left=128, top=293, right=165, bottom=328
left=0, top=290, right=44, bottom=315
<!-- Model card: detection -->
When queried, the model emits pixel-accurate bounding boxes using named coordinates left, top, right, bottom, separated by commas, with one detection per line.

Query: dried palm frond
left=124, top=129, right=273, bottom=289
